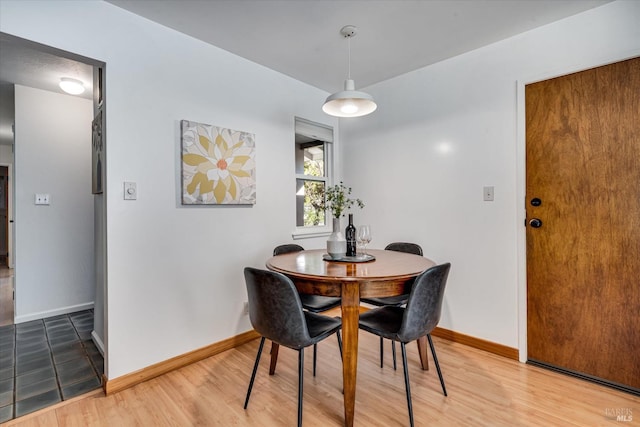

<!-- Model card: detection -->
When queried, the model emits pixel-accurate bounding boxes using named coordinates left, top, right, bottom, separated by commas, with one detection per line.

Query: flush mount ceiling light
left=323, top=25, right=377, bottom=118
left=59, top=77, right=85, bottom=95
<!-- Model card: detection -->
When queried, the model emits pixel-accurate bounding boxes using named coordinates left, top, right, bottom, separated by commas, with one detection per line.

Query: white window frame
left=292, top=117, right=334, bottom=239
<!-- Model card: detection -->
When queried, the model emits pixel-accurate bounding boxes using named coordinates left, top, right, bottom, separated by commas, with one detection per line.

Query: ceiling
left=105, top=0, right=611, bottom=92
left=0, top=33, right=94, bottom=100
left=0, top=33, right=96, bottom=145
left=0, top=0, right=611, bottom=114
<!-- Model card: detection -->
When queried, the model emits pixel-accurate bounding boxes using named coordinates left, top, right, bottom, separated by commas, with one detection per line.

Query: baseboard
left=14, top=302, right=94, bottom=324
left=360, top=306, right=519, bottom=360
left=103, top=329, right=260, bottom=395
left=432, top=326, right=519, bottom=360
left=91, top=330, right=105, bottom=356
left=102, top=324, right=517, bottom=396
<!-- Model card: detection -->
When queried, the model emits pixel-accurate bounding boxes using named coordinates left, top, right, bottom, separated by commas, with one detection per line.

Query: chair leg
left=400, top=342, right=415, bottom=427
left=244, top=337, right=265, bottom=409
left=379, top=336, right=384, bottom=368
left=392, top=340, right=397, bottom=370
left=427, top=334, right=447, bottom=396
left=298, top=349, right=304, bottom=427
left=313, top=343, right=317, bottom=376
left=337, top=330, right=343, bottom=361
left=269, top=342, right=279, bottom=375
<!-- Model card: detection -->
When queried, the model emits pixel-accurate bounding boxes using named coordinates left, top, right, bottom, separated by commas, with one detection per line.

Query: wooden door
left=526, top=57, right=640, bottom=393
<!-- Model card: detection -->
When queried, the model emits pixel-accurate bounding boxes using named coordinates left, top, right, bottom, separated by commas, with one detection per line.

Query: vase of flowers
left=323, top=182, right=364, bottom=259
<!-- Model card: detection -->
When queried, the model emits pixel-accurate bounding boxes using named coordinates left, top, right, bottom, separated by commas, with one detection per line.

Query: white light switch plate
left=35, top=194, right=50, bottom=205
left=124, top=182, right=137, bottom=200
left=483, top=186, right=494, bottom=201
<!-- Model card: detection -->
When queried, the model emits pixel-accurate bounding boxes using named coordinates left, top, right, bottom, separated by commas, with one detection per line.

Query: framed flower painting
left=181, top=120, right=256, bottom=205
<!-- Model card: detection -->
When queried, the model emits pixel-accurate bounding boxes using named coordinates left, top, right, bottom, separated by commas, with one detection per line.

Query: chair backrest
left=273, top=244, right=305, bottom=256
left=243, top=267, right=312, bottom=349
left=385, top=242, right=423, bottom=256
left=397, top=263, right=451, bottom=343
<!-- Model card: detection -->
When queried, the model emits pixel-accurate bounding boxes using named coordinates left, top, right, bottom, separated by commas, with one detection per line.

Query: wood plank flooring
left=3, top=332, right=638, bottom=426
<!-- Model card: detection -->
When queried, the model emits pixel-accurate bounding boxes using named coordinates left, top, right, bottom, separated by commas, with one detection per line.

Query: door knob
left=529, top=218, right=542, bottom=228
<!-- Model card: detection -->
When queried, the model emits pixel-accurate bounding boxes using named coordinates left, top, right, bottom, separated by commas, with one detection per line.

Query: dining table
left=266, top=248, right=435, bottom=427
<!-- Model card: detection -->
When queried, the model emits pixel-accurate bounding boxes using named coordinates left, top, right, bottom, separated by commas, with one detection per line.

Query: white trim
left=292, top=227, right=331, bottom=240
left=294, top=117, right=333, bottom=143
left=515, top=80, right=528, bottom=363
left=14, top=301, right=94, bottom=324
left=91, top=329, right=105, bottom=356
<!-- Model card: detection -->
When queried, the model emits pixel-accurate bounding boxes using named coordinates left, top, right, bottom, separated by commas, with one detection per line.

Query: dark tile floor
left=0, top=310, right=104, bottom=422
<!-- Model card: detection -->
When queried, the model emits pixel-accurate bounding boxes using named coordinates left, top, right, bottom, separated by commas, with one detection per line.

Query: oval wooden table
left=266, top=249, right=435, bottom=427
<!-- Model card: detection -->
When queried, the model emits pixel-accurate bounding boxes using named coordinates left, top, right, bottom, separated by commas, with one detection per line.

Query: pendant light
left=323, top=25, right=377, bottom=118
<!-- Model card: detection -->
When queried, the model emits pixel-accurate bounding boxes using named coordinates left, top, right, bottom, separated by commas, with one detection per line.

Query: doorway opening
left=0, top=32, right=108, bottom=421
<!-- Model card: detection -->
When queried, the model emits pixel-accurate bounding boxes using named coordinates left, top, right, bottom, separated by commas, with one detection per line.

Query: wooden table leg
left=341, top=283, right=359, bottom=427
left=269, top=342, right=279, bottom=375
left=417, top=336, right=429, bottom=371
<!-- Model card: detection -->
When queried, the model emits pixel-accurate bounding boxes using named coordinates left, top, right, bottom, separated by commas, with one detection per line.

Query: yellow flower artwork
left=181, top=120, right=256, bottom=205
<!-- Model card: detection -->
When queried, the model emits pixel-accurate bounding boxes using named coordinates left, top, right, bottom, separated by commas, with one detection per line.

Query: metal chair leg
left=313, top=343, right=317, bottom=376
left=401, top=342, right=414, bottom=427
left=427, top=334, right=447, bottom=396
left=379, top=336, right=384, bottom=368
left=244, top=337, right=265, bottom=409
left=337, top=330, right=343, bottom=360
left=392, top=340, right=397, bottom=370
left=298, top=349, right=304, bottom=427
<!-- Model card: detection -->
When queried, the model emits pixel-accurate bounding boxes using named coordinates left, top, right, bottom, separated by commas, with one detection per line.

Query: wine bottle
left=345, top=214, right=357, bottom=257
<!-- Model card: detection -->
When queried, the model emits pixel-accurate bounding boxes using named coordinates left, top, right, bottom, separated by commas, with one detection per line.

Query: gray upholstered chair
left=273, top=244, right=342, bottom=312
left=243, top=267, right=343, bottom=427
left=359, top=263, right=451, bottom=427
left=273, top=244, right=342, bottom=375
left=361, top=242, right=423, bottom=369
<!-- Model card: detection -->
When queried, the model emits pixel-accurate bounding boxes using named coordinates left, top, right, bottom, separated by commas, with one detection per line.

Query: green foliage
left=304, top=181, right=325, bottom=226
left=302, top=158, right=326, bottom=226
left=323, top=181, right=365, bottom=219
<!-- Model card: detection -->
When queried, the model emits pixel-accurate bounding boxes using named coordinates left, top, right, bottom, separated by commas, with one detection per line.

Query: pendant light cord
left=347, top=34, right=351, bottom=80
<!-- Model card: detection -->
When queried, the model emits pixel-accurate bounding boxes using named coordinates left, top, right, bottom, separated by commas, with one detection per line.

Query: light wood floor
left=0, top=265, right=14, bottom=327
left=4, top=332, right=638, bottom=426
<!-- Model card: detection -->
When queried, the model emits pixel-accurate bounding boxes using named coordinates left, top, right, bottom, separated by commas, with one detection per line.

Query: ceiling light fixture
left=59, top=77, right=85, bottom=95
left=323, top=25, right=377, bottom=118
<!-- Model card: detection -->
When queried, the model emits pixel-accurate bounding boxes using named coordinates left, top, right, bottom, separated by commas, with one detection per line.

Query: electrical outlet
left=243, top=302, right=249, bottom=315
left=483, top=186, right=494, bottom=202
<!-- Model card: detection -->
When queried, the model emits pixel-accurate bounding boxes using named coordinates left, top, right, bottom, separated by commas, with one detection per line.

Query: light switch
left=35, top=194, right=50, bottom=205
left=483, top=186, right=494, bottom=202
left=124, top=182, right=137, bottom=200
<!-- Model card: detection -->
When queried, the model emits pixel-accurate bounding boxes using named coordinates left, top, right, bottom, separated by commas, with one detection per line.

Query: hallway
left=0, top=309, right=103, bottom=422
left=0, top=265, right=13, bottom=327
left=0, top=260, right=105, bottom=422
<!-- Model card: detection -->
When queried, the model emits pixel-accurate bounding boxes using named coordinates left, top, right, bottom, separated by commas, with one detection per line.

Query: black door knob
left=529, top=218, right=542, bottom=228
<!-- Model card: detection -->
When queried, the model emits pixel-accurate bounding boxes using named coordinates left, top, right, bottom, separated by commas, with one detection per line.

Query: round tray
left=322, top=254, right=376, bottom=263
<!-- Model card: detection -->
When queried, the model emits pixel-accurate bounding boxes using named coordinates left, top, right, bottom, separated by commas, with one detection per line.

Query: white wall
left=14, top=85, right=95, bottom=321
left=5, top=0, right=636, bottom=382
left=1, top=1, right=337, bottom=379
left=0, top=145, right=12, bottom=164
left=342, top=0, right=640, bottom=349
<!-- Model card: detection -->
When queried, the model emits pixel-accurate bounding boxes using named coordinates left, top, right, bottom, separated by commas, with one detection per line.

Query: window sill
left=292, top=228, right=331, bottom=240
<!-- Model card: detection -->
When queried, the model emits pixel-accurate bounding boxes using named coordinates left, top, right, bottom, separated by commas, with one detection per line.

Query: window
left=294, top=117, right=333, bottom=235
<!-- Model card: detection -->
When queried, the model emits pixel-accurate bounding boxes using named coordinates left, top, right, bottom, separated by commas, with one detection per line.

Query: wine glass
left=357, top=225, right=372, bottom=256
